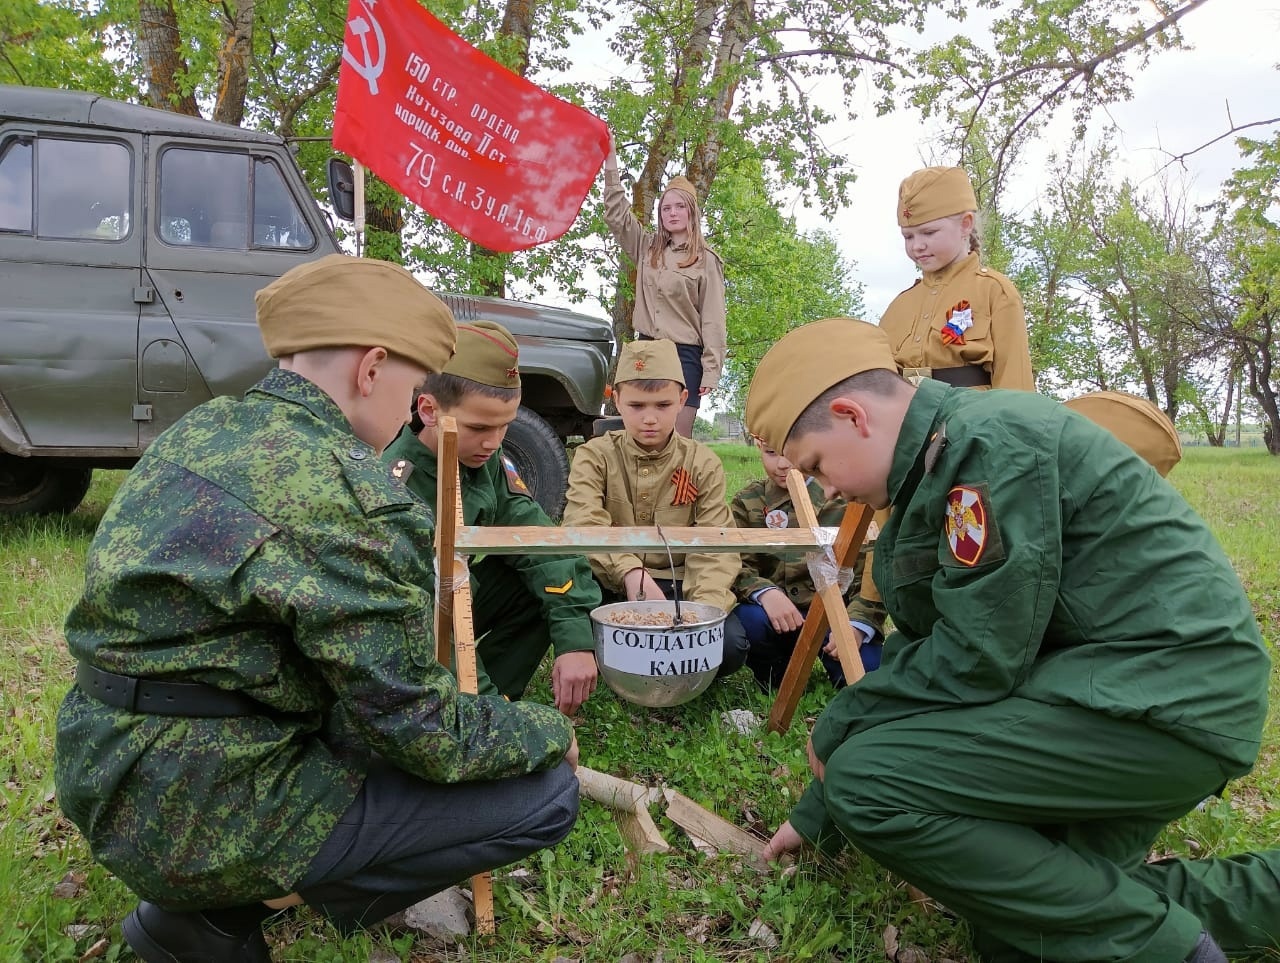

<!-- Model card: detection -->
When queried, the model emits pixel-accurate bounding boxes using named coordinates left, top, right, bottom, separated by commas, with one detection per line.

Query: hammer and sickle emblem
left=344, top=0, right=386, bottom=96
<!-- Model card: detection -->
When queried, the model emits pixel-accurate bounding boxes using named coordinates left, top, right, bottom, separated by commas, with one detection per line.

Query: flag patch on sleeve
left=502, top=455, right=533, bottom=499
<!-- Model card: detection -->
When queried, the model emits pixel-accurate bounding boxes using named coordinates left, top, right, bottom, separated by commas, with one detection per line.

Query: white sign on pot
left=599, top=622, right=725, bottom=677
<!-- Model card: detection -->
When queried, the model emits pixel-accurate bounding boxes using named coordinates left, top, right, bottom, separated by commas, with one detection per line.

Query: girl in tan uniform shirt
left=861, top=168, right=1037, bottom=611
left=603, top=138, right=727, bottom=437
left=880, top=166, right=1034, bottom=391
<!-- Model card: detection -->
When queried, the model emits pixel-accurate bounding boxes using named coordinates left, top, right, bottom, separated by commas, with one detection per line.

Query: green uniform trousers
left=821, top=698, right=1280, bottom=962
left=470, top=560, right=556, bottom=701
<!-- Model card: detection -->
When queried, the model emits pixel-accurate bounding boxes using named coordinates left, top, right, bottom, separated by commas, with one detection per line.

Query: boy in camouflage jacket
left=54, top=257, right=579, bottom=963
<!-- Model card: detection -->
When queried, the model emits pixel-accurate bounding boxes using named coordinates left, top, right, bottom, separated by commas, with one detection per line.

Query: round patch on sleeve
left=944, top=485, right=987, bottom=566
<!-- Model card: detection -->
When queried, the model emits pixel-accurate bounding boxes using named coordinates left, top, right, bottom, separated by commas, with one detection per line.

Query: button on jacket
left=54, top=369, right=573, bottom=910
left=879, top=252, right=1034, bottom=390
left=564, top=429, right=739, bottom=613
left=603, top=175, right=727, bottom=388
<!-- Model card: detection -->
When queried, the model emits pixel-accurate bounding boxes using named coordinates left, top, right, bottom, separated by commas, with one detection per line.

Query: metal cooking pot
left=590, top=600, right=727, bottom=708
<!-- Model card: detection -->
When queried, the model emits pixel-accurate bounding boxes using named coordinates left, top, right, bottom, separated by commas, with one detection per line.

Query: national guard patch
left=765, top=508, right=789, bottom=529
left=944, top=484, right=998, bottom=567
left=501, top=455, right=533, bottom=499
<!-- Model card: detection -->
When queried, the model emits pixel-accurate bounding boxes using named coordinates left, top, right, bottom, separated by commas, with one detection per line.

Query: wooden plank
left=785, top=469, right=864, bottom=686
left=662, top=789, right=770, bottom=873
left=453, top=525, right=840, bottom=555
left=433, top=417, right=459, bottom=668
left=435, top=417, right=494, bottom=935
left=766, top=498, right=875, bottom=734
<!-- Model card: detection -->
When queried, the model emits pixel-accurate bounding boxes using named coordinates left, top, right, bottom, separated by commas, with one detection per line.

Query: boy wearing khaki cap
left=564, top=338, right=750, bottom=680
left=881, top=165, right=1033, bottom=391
left=749, top=317, right=1275, bottom=963
left=55, top=255, right=579, bottom=962
left=384, top=319, right=601, bottom=716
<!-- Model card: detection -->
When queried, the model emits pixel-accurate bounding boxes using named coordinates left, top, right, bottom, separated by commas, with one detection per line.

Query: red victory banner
left=334, top=0, right=610, bottom=252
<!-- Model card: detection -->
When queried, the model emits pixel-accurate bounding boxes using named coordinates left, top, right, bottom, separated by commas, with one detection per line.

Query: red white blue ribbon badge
left=941, top=299, right=973, bottom=345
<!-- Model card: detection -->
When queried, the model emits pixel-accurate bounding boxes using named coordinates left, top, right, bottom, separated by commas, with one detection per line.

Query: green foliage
left=706, top=158, right=863, bottom=412
left=912, top=1, right=1204, bottom=192
left=0, top=0, right=139, bottom=96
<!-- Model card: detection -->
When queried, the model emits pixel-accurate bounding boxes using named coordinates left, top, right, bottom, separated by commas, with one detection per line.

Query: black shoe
left=122, top=901, right=271, bottom=963
left=1184, top=931, right=1227, bottom=963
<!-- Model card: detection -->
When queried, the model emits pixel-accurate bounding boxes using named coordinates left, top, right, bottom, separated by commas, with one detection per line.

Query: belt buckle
left=901, top=366, right=931, bottom=386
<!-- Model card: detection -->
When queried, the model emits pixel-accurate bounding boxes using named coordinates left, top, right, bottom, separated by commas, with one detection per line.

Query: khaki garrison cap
left=445, top=320, right=521, bottom=389
left=255, top=254, right=456, bottom=373
left=898, top=166, right=978, bottom=227
left=614, top=339, right=685, bottom=386
left=745, top=318, right=898, bottom=452
left=663, top=175, right=698, bottom=200
left=1064, top=390, right=1183, bottom=477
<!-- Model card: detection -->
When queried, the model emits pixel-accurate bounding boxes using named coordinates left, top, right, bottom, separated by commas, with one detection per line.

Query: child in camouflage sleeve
left=54, top=256, right=579, bottom=963
left=732, top=437, right=886, bottom=690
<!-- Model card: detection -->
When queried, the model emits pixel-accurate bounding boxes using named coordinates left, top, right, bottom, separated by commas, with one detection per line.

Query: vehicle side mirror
left=327, top=157, right=356, bottom=222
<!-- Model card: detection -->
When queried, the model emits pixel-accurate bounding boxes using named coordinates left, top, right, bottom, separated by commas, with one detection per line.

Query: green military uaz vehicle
left=0, top=85, right=612, bottom=517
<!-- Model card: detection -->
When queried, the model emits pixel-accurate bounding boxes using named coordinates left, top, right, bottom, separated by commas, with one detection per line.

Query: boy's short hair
left=789, top=369, right=908, bottom=441
left=409, top=373, right=520, bottom=432
left=420, top=372, right=521, bottom=408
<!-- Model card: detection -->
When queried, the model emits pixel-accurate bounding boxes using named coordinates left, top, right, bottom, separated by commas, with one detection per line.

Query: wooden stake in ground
left=767, top=484, right=875, bottom=735
left=435, top=417, right=494, bottom=935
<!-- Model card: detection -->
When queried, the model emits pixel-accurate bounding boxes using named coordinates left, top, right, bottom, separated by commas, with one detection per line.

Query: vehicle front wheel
left=0, top=456, right=93, bottom=516
left=501, top=407, right=570, bottom=520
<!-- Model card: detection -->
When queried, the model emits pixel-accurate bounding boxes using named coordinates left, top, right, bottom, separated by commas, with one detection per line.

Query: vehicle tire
left=502, top=407, right=570, bottom=520
left=0, top=457, right=93, bottom=516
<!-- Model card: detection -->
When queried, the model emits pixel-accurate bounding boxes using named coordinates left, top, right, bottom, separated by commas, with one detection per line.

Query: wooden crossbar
left=452, top=525, right=839, bottom=555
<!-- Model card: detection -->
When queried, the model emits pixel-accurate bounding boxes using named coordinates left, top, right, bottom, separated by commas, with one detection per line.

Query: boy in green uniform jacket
left=383, top=320, right=600, bottom=716
left=748, top=317, right=1276, bottom=963
left=564, top=338, right=750, bottom=678
left=54, top=257, right=579, bottom=963
left=731, top=437, right=886, bottom=689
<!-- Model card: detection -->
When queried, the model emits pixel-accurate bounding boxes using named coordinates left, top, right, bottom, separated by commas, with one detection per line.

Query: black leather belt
left=76, top=661, right=263, bottom=717
left=900, top=365, right=991, bottom=388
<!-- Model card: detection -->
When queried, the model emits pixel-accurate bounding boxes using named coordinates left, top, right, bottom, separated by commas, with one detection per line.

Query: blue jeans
left=736, top=599, right=882, bottom=690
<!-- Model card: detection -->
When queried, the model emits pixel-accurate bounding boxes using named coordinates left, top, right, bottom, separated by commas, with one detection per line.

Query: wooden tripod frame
left=432, top=425, right=873, bottom=927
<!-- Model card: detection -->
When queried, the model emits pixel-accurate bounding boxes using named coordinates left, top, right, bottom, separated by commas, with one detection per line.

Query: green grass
left=3, top=451, right=1279, bottom=961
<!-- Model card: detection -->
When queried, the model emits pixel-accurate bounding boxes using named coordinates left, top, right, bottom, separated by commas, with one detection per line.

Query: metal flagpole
left=354, top=160, right=366, bottom=257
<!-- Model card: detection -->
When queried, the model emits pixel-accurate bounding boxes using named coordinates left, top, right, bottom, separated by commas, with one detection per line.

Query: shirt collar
left=763, top=476, right=818, bottom=509
left=621, top=430, right=678, bottom=458
left=249, top=368, right=357, bottom=439
left=888, top=378, right=948, bottom=505
left=922, top=250, right=978, bottom=285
